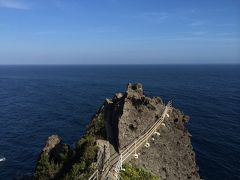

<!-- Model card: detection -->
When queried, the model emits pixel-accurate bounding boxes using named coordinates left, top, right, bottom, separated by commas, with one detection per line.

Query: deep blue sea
left=0, top=65, right=239, bottom=180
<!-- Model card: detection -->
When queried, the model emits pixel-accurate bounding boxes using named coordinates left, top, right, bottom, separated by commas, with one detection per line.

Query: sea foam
left=0, top=157, right=6, bottom=162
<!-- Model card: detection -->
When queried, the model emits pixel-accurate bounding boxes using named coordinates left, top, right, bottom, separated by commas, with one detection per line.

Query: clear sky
left=0, top=0, right=239, bottom=64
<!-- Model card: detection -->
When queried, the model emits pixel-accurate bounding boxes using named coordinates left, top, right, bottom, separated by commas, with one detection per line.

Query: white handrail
left=88, top=170, right=98, bottom=180
left=122, top=102, right=171, bottom=159
left=89, top=101, right=172, bottom=180
left=112, top=102, right=172, bottom=179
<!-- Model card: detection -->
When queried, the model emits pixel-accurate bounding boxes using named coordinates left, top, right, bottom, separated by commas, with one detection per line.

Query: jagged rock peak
left=126, top=83, right=144, bottom=98
left=114, top=92, right=124, bottom=99
left=42, top=135, right=61, bottom=153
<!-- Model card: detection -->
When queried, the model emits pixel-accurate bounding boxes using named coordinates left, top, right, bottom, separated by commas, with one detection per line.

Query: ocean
left=0, top=65, right=239, bottom=180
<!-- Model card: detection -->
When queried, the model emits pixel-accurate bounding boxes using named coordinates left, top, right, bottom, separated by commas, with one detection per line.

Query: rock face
left=130, top=109, right=199, bottom=179
left=34, top=83, right=200, bottom=180
left=104, top=83, right=199, bottom=179
left=104, top=83, right=165, bottom=150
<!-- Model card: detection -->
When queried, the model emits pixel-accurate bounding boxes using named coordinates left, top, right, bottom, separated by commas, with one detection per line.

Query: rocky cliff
left=33, top=83, right=199, bottom=180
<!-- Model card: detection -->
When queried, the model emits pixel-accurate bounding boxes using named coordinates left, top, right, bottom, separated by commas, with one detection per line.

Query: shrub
left=120, top=163, right=159, bottom=180
left=34, top=153, right=61, bottom=180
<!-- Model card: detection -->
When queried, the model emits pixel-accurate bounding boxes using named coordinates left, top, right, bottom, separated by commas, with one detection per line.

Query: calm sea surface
left=0, top=65, right=239, bottom=180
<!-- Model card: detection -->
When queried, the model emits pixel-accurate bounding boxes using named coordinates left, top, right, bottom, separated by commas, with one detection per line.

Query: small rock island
left=33, top=83, right=200, bottom=180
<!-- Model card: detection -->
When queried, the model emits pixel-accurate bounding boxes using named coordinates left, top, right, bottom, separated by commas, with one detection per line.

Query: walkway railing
left=112, top=101, right=172, bottom=179
left=89, top=101, right=172, bottom=180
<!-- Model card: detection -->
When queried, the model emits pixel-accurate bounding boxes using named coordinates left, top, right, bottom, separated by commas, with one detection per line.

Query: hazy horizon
left=0, top=0, right=239, bottom=64
left=0, top=63, right=240, bottom=66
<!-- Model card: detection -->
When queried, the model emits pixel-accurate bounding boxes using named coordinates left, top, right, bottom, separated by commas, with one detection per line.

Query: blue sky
left=0, top=0, right=239, bottom=64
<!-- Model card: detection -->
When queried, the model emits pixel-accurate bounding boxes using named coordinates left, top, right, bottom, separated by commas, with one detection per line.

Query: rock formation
left=33, top=83, right=200, bottom=180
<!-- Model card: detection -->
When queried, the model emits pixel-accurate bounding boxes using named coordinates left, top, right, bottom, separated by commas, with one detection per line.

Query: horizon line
left=0, top=63, right=239, bottom=66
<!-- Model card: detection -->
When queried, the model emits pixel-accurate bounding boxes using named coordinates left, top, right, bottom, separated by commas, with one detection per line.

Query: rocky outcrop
left=42, top=135, right=61, bottom=154
left=104, top=83, right=199, bottom=179
left=34, top=83, right=200, bottom=180
left=130, top=108, right=199, bottom=179
left=105, top=83, right=165, bottom=150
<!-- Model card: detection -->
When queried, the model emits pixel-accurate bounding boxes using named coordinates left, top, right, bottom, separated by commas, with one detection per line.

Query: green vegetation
left=66, top=112, right=105, bottom=178
left=34, top=111, right=106, bottom=180
left=87, top=112, right=106, bottom=139
left=120, top=163, right=159, bottom=180
left=34, top=153, right=62, bottom=180
left=66, top=134, right=98, bottom=179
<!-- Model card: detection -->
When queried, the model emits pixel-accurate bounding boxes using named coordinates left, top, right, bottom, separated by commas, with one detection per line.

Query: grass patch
left=120, top=163, right=159, bottom=180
